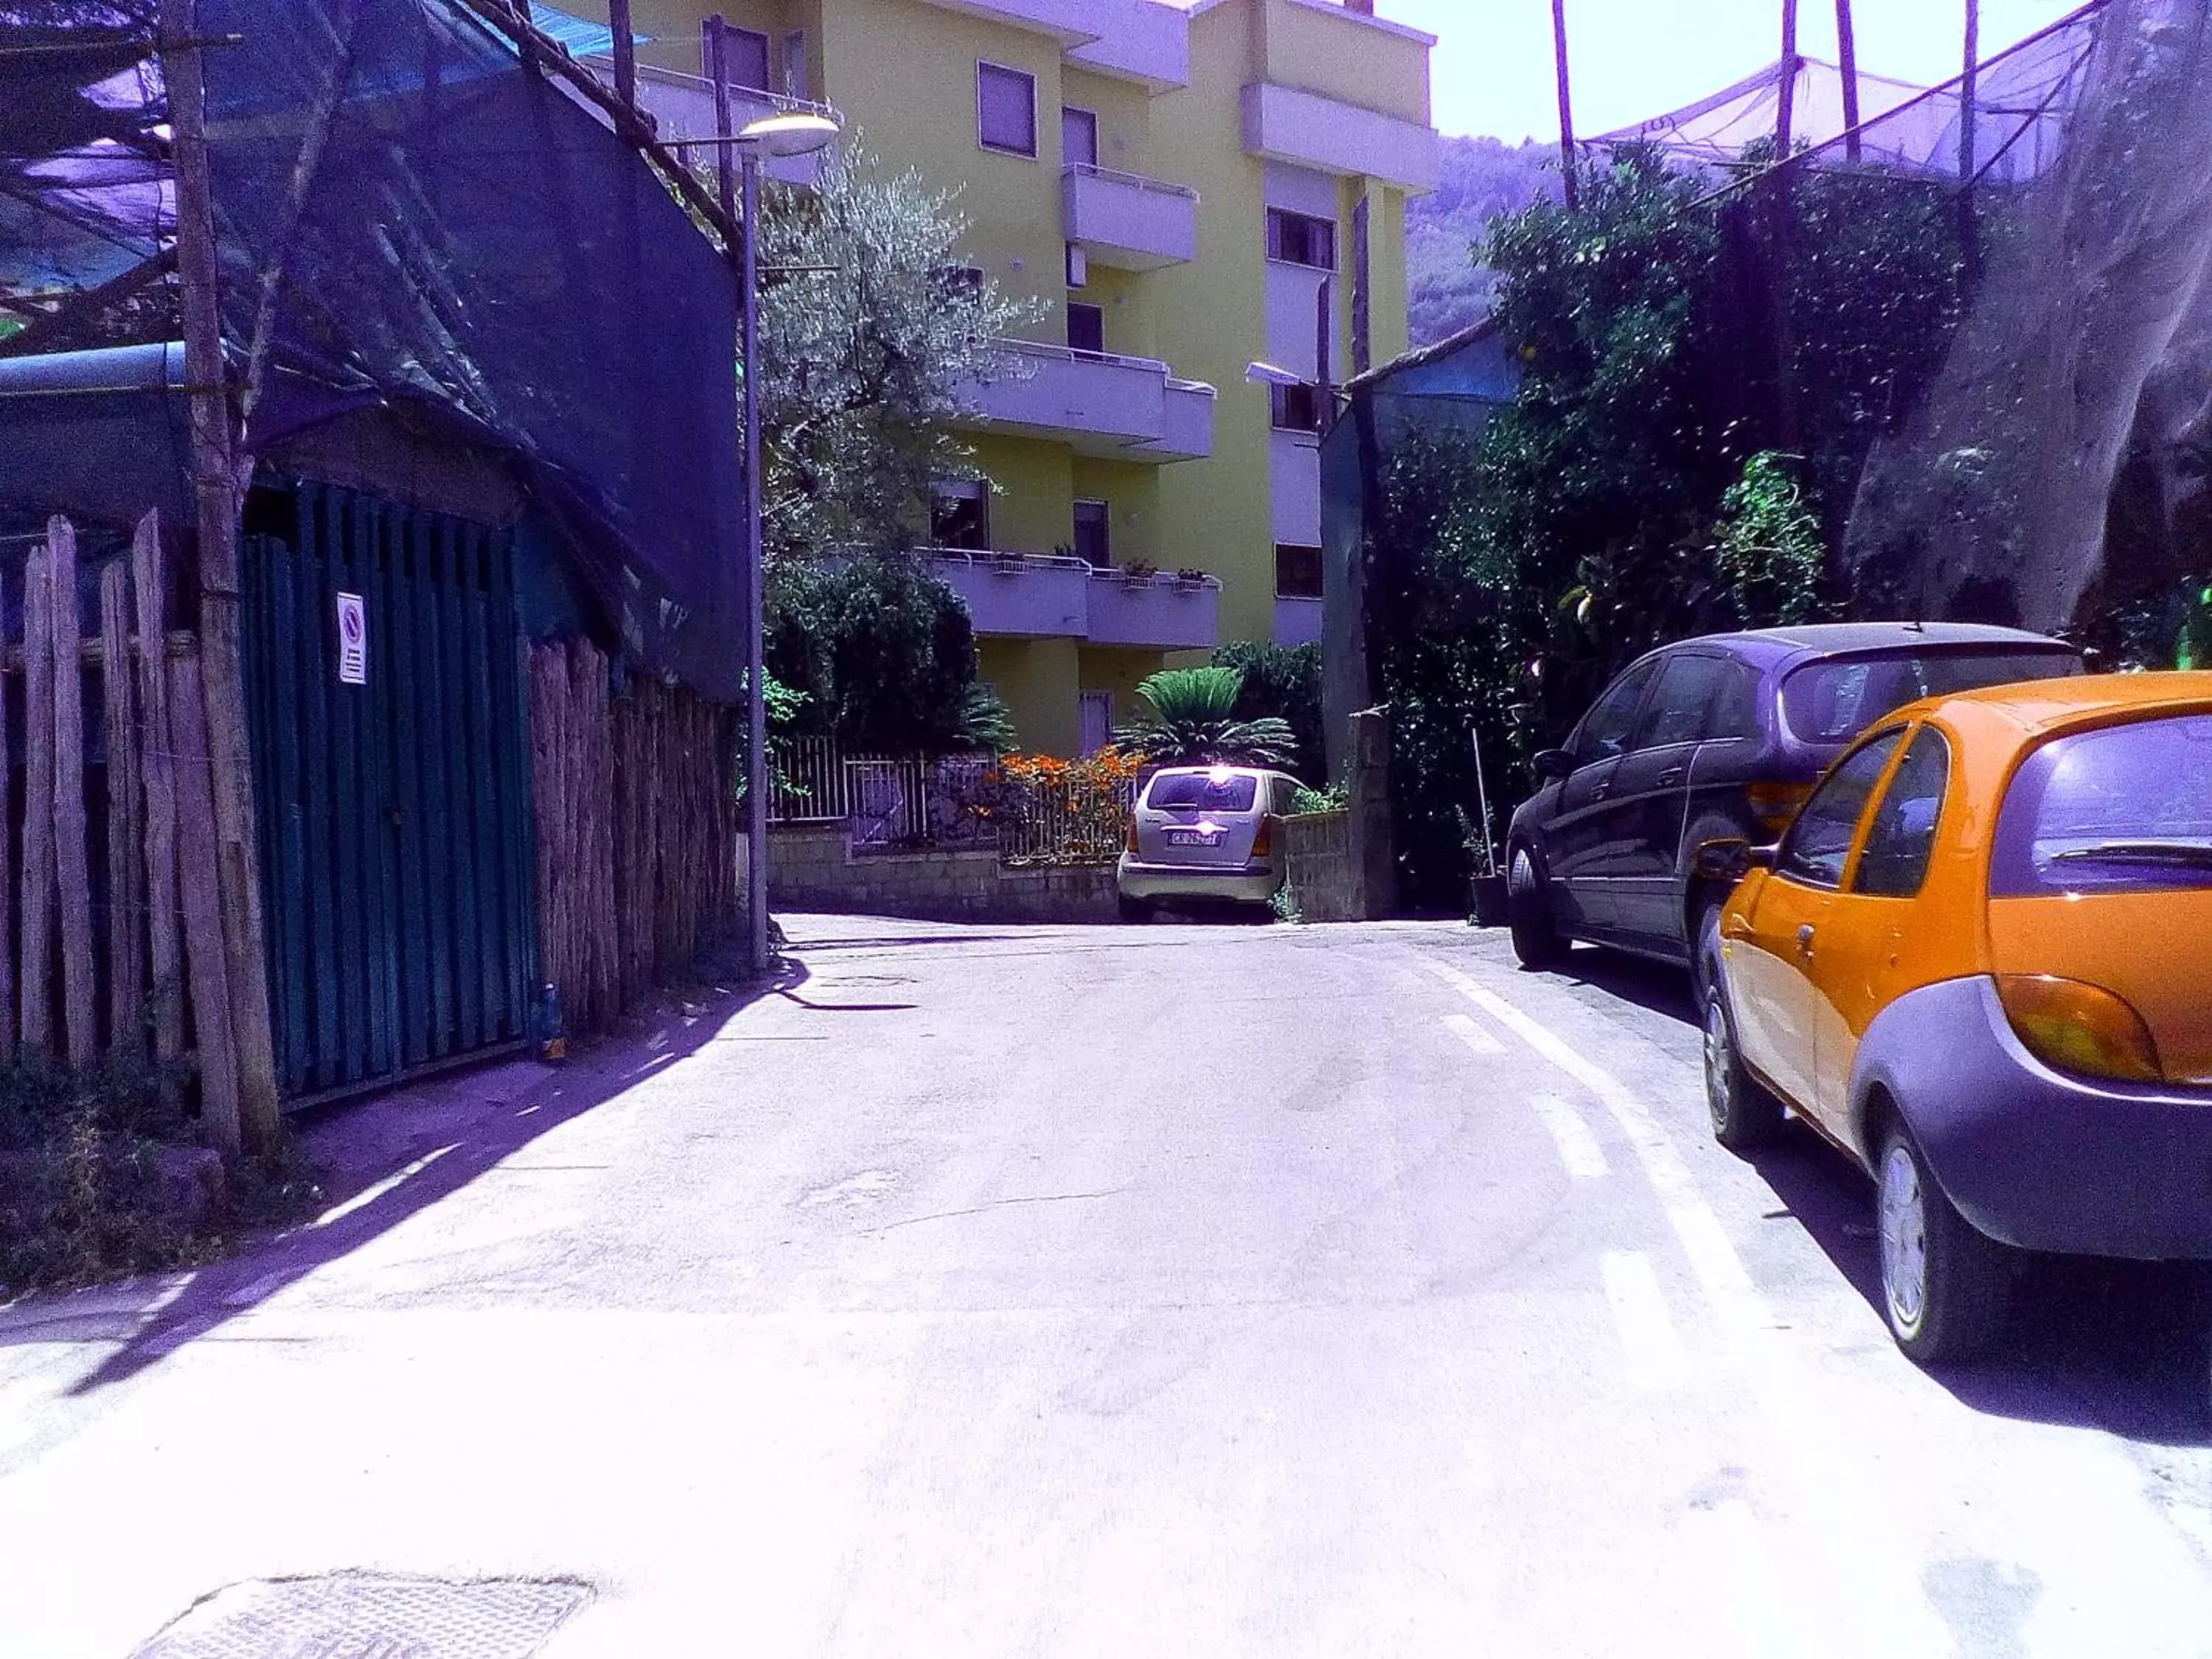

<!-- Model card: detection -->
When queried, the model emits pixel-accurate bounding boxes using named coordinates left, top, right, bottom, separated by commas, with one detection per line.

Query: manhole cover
left=132, top=1573, right=592, bottom=1659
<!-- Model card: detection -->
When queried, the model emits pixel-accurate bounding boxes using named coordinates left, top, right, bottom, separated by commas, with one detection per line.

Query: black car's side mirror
left=1532, top=748, right=1575, bottom=782
left=1692, top=838, right=1778, bottom=883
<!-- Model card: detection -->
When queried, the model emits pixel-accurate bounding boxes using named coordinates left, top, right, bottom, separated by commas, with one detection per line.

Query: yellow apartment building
left=553, top=0, right=1436, bottom=755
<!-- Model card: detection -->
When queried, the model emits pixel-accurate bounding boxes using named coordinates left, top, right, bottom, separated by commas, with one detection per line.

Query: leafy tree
left=1211, top=640, right=1324, bottom=782
left=748, top=141, right=1035, bottom=564
left=1713, top=452, right=1826, bottom=627
left=1366, top=142, right=1974, bottom=907
left=765, top=554, right=992, bottom=754
left=1113, top=668, right=1296, bottom=768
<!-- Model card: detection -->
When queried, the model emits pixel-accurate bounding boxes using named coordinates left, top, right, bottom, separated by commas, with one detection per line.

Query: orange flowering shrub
left=983, top=747, right=1141, bottom=866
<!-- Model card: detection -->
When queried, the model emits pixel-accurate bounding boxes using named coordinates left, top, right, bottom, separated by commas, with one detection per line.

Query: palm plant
left=1113, top=667, right=1297, bottom=767
left=947, top=683, right=1017, bottom=756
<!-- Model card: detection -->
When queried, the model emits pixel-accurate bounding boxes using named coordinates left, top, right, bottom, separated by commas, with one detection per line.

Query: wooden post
left=48, top=518, right=95, bottom=1066
left=1550, top=0, right=1579, bottom=211
left=706, top=15, right=737, bottom=223
left=1960, top=0, right=1981, bottom=278
left=1775, top=0, right=1799, bottom=159
left=1836, top=0, right=1863, bottom=163
left=610, top=0, right=637, bottom=109
left=133, top=514, right=185, bottom=1082
left=170, top=650, right=241, bottom=1152
left=161, top=0, right=283, bottom=1156
left=0, top=571, right=12, bottom=1054
left=18, top=549, right=53, bottom=1057
left=102, top=562, right=147, bottom=1051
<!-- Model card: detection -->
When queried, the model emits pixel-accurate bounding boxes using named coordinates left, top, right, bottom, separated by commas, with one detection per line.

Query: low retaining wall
left=769, top=823, right=1121, bottom=925
left=1283, top=809, right=1363, bottom=922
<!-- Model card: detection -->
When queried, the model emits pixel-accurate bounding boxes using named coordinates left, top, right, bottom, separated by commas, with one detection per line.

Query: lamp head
left=737, top=111, right=843, bottom=158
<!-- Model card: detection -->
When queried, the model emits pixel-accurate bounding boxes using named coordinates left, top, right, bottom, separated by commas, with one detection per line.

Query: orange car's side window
left=1853, top=730, right=1952, bottom=900
left=1778, top=731, right=1906, bottom=889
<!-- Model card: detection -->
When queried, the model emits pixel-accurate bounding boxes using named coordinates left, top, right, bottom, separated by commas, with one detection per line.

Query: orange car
left=1698, top=673, right=2212, bottom=1364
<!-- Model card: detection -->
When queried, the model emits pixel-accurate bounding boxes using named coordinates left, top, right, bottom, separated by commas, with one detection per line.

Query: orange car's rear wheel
left=1877, top=1125, right=2012, bottom=1363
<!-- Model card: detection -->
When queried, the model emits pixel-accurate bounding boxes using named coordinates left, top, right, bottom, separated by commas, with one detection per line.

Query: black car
left=1503, top=623, right=2083, bottom=998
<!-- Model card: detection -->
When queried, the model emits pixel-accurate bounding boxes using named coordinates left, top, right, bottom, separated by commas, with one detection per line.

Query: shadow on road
left=1548, top=945, right=1699, bottom=1028
left=1745, top=1124, right=2212, bottom=1447
left=3, top=955, right=811, bottom=1399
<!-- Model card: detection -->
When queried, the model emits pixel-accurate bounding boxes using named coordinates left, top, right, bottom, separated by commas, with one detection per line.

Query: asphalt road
left=6, top=914, right=2212, bottom=1657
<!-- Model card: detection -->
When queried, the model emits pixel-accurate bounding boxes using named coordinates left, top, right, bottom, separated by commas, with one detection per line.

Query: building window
left=1267, top=207, right=1336, bottom=270
left=719, top=25, right=771, bottom=94
left=1270, top=381, right=1321, bottom=432
left=1067, top=302, right=1105, bottom=357
left=931, top=478, right=991, bottom=550
left=977, top=62, right=1037, bottom=157
left=1073, top=499, right=1110, bottom=568
left=782, top=31, right=808, bottom=98
left=1276, top=544, right=1324, bottom=599
left=1062, top=105, right=1099, bottom=168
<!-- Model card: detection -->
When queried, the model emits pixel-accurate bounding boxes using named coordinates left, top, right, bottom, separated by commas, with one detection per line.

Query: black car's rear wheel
left=1507, top=847, right=1571, bottom=970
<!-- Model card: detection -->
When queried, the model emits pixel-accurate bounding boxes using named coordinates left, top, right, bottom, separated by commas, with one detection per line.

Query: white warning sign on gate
left=336, top=591, right=368, bottom=686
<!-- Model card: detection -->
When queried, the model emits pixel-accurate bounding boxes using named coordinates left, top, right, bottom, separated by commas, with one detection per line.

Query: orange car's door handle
left=1797, top=925, right=1816, bottom=958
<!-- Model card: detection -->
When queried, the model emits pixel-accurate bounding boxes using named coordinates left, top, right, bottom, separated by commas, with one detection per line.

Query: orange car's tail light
left=1996, top=975, right=2165, bottom=1085
left=1249, top=818, right=1272, bottom=860
left=1747, top=780, right=1815, bottom=834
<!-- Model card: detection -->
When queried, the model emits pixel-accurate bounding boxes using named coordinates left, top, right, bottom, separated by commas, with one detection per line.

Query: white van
left=1116, top=765, right=1300, bottom=919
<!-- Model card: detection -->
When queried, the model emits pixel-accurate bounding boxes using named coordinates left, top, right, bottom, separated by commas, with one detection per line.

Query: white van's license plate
left=1166, top=830, right=1219, bottom=846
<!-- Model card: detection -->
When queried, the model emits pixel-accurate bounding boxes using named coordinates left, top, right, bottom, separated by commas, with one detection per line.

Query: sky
left=1352, top=0, right=2091, bottom=142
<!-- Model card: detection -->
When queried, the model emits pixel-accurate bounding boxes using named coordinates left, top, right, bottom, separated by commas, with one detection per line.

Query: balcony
left=925, top=551, right=1221, bottom=651
left=1063, top=165, right=1197, bottom=271
left=962, top=339, right=1216, bottom=462
left=1241, top=81, right=1439, bottom=192
left=1088, top=568, right=1220, bottom=650
left=580, top=59, right=838, bottom=185
left=928, top=549, right=1093, bottom=639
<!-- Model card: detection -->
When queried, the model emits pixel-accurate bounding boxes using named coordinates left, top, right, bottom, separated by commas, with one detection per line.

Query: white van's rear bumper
left=1116, top=857, right=1281, bottom=905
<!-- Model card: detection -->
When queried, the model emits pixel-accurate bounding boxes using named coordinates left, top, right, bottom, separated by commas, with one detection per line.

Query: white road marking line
left=1425, top=961, right=1767, bottom=1336
left=311, top=1143, right=457, bottom=1229
left=223, top=1272, right=288, bottom=1308
left=1421, top=955, right=1947, bottom=1654
left=1600, top=1251, right=1689, bottom=1391
left=1440, top=1010, right=1505, bottom=1054
left=1528, top=1091, right=1610, bottom=1178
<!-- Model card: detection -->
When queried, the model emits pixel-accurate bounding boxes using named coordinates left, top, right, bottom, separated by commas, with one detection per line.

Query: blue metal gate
left=244, top=481, right=538, bottom=1102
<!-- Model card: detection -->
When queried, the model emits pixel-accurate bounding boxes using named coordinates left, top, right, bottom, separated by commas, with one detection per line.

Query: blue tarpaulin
left=1, top=0, right=743, bottom=696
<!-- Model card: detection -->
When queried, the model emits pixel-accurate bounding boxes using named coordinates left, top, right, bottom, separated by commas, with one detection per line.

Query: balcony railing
left=963, top=338, right=1216, bottom=462
left=922, top=548, right=1220, bottom=651
left=1062, top=163, right=1200, bottom=271
left=578, top=58, right=841, bottom=182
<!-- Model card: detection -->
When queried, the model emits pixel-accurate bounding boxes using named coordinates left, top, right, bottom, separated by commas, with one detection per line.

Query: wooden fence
left=3, top=514, right=243, bottom=1122
left=529, top=640, right=740, bottom=1036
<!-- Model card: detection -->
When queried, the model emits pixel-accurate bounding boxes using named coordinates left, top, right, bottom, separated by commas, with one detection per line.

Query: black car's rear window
left=1146, top=772, right=1259, bottom=813
left=1781, top=650, right=2079, bottom=745
left=1992, top=714, right=2212, bottom=894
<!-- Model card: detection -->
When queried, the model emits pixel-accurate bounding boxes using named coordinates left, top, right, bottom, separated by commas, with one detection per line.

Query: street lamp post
left=730, top=111, right=841, bottom=976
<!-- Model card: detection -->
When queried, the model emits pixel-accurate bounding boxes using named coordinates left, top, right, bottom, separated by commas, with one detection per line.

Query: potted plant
left=1174, top=566, right=1208, bottom=588
left=1119, top=559, right=1158, bottom=585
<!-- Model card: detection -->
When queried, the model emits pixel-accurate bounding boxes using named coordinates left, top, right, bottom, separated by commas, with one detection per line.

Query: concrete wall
left=1283, top=810, right=1360, bottom=922
left=770, top=823, right=1122, bottom=923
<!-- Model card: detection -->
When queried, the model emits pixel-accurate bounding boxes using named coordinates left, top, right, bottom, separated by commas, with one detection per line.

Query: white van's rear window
left=1147, top=773, right=1259, bottom=813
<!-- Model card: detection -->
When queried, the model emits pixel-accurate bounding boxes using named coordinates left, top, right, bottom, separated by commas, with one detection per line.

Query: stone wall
left=1284, top=810, right=1361, bottom=922
left=768, top=823, right=1121, bottom=925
